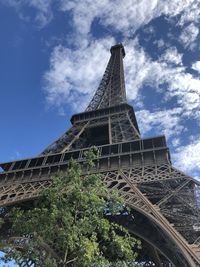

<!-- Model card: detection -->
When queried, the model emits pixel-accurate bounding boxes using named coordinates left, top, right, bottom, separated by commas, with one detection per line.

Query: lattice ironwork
left=86, top=44, right=126, bottom=111
left=0, top=44, right=199, bottom=266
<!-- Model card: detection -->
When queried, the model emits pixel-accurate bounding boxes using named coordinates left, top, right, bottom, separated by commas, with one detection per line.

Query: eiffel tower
left=0, top=44, right=200, bottom=266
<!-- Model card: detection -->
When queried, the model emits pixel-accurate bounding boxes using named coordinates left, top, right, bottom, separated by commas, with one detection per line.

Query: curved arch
left=113, top=170, right=199, bottom=266
left=121, top=204, right=197, bottom=267
left=112, top=210, right=188, bottom=266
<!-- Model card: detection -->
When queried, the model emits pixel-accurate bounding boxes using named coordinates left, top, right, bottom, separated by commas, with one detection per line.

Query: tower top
left=86, top=43, right=127, bottom=111
left=110, top=43, right=125, bottom=58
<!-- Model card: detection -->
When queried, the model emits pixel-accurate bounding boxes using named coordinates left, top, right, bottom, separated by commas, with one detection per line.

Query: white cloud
left=192, top=61, right=200, bottom=73
left=178, top=1, right=200, bottom=26
left=153, top=39, right=166, bottom=49
left=60, top=0, right=159, bottom=36
left=172, top=137, right=200, bottom=177
left=60, top=0, right=200, bottom=38
left=136, top=108, right=184, bottom=139
left=165, top=72, right=200, bottom=118
left=122, top=41, right=200, bottom=121
left=171, top=138, right=181, bottom=147
left=159, top=47, right=183, bottom=65
left=44, top=37, right=115, bottom=112
left=179, top=23, right=199, bottom=50
left=60, top=0, right=109, bottom=35
left=30, top=0, right=53, bottom=28
left=124, top=40, right=152, bottom=101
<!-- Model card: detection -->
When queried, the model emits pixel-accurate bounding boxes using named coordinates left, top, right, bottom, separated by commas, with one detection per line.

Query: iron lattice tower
left=0, top=44, right=200, bottom=266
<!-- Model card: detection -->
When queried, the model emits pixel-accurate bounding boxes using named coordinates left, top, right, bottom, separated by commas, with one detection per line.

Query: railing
left=0, top=136, right=168, bottom=174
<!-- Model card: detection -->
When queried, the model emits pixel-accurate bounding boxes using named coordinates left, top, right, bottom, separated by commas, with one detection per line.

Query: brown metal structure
left=0, top=44, right=200, bottom=266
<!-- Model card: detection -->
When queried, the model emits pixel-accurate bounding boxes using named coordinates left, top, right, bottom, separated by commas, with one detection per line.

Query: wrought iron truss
left=0, top=44, right=200, bottom=266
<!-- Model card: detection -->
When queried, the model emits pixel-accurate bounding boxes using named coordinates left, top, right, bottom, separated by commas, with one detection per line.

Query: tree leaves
left=0, top=149, right=141, bottom=266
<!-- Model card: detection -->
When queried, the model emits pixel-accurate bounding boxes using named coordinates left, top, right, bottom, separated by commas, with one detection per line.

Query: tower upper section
left=86, top=44, right=127, bottom=111
left=40, top=44, right=140, bottom=155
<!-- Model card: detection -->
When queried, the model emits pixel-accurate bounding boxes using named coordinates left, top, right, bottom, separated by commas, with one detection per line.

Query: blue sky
left=0, top=0, right=200, bottom=265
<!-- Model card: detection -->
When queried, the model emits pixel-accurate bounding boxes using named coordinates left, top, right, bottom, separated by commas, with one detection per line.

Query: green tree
left=0, top=149, right=141, bottom=266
